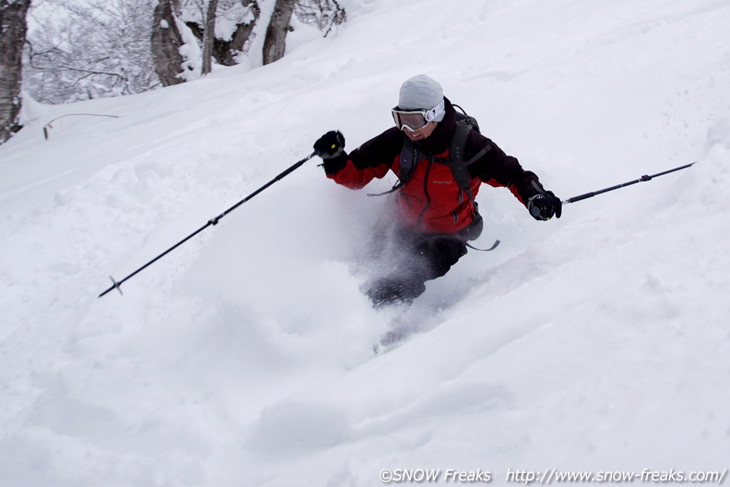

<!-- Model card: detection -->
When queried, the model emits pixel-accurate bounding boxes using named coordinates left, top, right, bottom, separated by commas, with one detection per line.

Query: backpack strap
left=448, top=120, right=491, bottom=204
left=450, top=120, right=471, bottom=168
left=366, top=139, right=418, bottom=197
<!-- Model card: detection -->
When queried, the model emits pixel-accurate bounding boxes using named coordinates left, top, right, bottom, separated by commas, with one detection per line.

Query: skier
left=314, top=74, right=561, bottom=306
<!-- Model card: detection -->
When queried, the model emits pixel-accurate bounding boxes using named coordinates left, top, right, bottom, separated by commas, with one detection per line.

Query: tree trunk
left=0, top=0, right=31, bottom=144
left=186, top=1, right=260, bottom=68
left=220, top=1, right=260, bottom=66
left=151, top=0, right=186, bottom=87
left=201, top=0, right=218, bottom=75
left=262, top=0, right=296, bottom=66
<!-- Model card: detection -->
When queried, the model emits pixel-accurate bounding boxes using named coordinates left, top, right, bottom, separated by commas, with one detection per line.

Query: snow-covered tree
left=0, top=0, right=31, bottom=144
left=262, top=0, right=295, bottom=65
left=151, top=0, right=186, bottom=86
left=295, top=0, right=345, bottom=38
left=25, top=0, right=159, bottom=104
left=22, top=0, right=345, bottom=104
left=152, top=0, right=261, bottom=78
left=264, top=0, right=345, bottom=64
left=201, top=0, right=219, bottom=74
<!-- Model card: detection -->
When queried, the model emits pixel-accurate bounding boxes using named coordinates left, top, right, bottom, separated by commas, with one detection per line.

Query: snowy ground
left=2, top=0, right=730, bottom=486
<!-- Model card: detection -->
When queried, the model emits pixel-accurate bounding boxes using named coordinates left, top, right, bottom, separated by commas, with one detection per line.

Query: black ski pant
left=366, top=213, right=482, bottom=305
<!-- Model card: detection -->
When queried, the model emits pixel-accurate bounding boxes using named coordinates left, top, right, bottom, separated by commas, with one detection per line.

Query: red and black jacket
left=324, top=98, right=545, bottom=235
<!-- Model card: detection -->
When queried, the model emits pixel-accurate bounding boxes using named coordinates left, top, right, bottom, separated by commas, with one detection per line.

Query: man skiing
left=314, top=75, right=561, bottom=306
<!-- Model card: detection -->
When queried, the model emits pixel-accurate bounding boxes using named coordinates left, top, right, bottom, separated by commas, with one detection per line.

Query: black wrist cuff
left=322, top=152, right=349, bottom=175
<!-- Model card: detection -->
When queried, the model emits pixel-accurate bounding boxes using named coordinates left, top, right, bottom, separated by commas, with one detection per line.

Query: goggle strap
left=424, top=99, right=445, bottom=122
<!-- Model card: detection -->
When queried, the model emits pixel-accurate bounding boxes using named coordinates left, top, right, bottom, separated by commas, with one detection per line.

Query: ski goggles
left=391, top=100, right=445, bottom=131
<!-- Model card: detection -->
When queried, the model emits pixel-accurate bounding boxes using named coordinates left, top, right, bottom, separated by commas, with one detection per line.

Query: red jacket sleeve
left=324, top=127, right=403, bottom=189
left=328, top=160, right=390, bottom=189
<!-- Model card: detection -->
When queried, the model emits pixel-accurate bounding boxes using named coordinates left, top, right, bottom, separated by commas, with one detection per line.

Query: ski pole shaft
left=562, top=161, right=696, bottom=204
left=98, top=152, right=317, bottom=298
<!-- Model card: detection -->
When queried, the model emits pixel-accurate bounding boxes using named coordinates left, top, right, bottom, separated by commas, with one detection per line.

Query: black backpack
left=383, top=104, right=492, bottom=203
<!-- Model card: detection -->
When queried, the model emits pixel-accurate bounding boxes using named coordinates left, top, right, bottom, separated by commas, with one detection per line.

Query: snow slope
left=2, top=0, right=730, bottom=485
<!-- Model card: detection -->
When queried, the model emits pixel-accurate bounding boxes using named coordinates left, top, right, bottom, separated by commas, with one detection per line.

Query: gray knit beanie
left=398, top=75, right=445, bottom=121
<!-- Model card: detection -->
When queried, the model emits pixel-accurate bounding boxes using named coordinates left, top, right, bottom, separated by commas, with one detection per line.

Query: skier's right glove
left=314, top=131, right=348, bottom=175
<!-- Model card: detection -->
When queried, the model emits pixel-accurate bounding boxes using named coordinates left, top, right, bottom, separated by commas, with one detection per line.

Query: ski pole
left=562, top=161, right=696, bottom=205
left=98, top=151, right=317, bottom=298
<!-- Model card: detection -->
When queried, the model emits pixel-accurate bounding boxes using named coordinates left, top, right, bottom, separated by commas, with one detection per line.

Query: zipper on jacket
left=415, top=155, right=434, bottom=229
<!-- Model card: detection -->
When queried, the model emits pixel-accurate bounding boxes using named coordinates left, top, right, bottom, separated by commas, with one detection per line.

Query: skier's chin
left=407, top=132, right=423, bottom=141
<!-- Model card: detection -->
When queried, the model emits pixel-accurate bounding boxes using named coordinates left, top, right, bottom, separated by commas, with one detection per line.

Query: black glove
left=527, top=191, right=562, bottom=220
left=313, top=131, right=345, bottom=159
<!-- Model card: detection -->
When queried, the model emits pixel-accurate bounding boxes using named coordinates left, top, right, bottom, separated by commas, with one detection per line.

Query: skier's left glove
left=527, top=191, right=562, bottom=220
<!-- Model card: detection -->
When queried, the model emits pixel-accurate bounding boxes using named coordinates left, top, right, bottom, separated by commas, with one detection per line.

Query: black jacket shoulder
left=464, top=128, right=541, bottom=201
left=349, top=127, right=403, bottom=170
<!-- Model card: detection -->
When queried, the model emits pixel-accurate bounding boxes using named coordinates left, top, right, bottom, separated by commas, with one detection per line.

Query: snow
left=2, top=0, right=730, bottom=485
